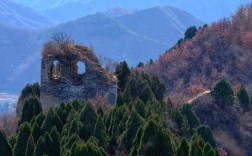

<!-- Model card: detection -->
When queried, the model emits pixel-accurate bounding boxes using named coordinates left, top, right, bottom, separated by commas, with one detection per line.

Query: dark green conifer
left=237, top=85, right=251, bottom=110
left=20, top=96, right=42, bottom=124
left=177, top=137, right=189, bottom=156
left=50, top=127, right=60, bottom=156
left=172, top=109, right=190, bottom=136
left=197, top=125, right=216, bottom=147
left=212, top=79, right=234, bottom=106
left=122, top=84, right=132, bottom=104
left=115, top=61, right=131, bottom=91
left=68, top=119, right=79, bottom=135
left=139, top=83, right=154, bottom=103
left=204, top=148, right=215, bottom=156
left=129, top=126, right=143, bottom=156
left=184, top=26, right=197, bottom=40
left=25, top=135, right=35, bottom=156
left=41, top=108, right=63, bottom=134
left=35, top=112, right=45, bottom=128
left=150, top=75, right=166, bottom=102
left=133, top=98, right=146, bottom=118
left=79, top=102, right=97, bottom=140
left=203, top=143, right=211, bottom=155
left=97, top=106, right=104, bottom=117
left=190, top=135, right=203, bottom=156
left=0, top=130, right=12, bottom=156
left=32, top=122, right=40, bottom=143
left=8, top=135, right=16, bottom=148
left=180, top=104, right=200, bottom=130
left=116, top=93, right=124, bottom=106
left=44, top=132, right=54, bottom=156
left=14, top=122, right=31, bottom=156
left=34, top=137, right=46, bottom=156
left=138, top=120, right=175, bottom=156
left=119, top=110, right=144, bottom=152
left=71, top=100, right=82, bottom=111
left=93, top=115, right=108, bottom=149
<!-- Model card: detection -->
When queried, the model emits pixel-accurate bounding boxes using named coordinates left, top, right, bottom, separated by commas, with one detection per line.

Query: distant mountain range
left=0, top=5, right=202, bottom=93
left=13, top=0, right=252, bottom=24
left=0, top=0, right=55, bottom=29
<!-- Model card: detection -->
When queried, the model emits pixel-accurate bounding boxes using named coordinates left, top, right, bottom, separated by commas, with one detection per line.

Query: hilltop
left=142, top=5, right=252, bottom=105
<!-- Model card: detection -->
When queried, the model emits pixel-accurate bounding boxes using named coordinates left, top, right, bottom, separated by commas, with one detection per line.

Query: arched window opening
left=51, top=60, right=61, bottom=80
left=77, top=61, right=86, bottom=74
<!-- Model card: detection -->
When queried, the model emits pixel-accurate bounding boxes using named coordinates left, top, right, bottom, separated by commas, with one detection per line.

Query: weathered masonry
left=40, top=41, right=117, bottom=110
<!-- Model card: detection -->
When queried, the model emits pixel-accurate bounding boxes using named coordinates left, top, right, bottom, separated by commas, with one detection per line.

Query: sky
left=13, top=0, right=252, bottom=23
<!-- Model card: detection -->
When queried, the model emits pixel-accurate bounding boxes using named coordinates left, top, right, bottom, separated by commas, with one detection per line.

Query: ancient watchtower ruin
left=40, top=40, right=117, bottom=110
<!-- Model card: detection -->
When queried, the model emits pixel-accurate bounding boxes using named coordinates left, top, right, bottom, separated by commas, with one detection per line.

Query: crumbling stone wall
left=40, top=42, right=117, bottom=110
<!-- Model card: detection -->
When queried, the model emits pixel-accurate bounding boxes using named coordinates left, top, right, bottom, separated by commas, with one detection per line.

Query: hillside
left=0, top=0, right=55, bottom=29
left=0, top=6, right=202, bottom=93
left=191, top=91, right=252, bottom=156
left=142, top=5, right=252, bottom=105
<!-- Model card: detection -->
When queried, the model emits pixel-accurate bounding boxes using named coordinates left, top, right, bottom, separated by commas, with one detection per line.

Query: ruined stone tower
left=40, top=40, right=117, bottom=110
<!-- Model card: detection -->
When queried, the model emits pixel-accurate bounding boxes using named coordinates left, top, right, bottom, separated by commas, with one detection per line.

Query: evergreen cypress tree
left=119, top=110, right=144, bottom=152
left=32, top=122, right=40, bottom=144
left=20, top=96, right=42, bottom=124
left=204, top=148, right=215, bottom=156
left=79, top=102, right=97, bottom=140
left=97, top=106, right=104, bottom=117
left=35, top=112, right=45, bottom=128
left=52, top=113, right=64, bottom=132
left=93, top=115, right=108, bottom=149
left=8, top=135, right=16, bottom=148
left=34, top=137, right=46, bottom=156
left=139, top=83, right=154, bottom=103
left=237, top=85, right=251, bottom=110
left=25, top=135, right=35, bottom=156
left=14, top=122, right=31, bottom=156
left=190, top=136, right=203, bottom=156
left=150, top=75, right=166, bottom=102
left=203, top=143, right=211, bottom=155
left=184, top=26, right=197, bottom=40
left=197, top=125, right=216, bottom=147
left=172, top=109, right=190, bottom=136
left=138, top=120, right=175, bottom=156
left=116, top=93, right=124, bottom=106
left=129, top=126, right=143, bottom=156
left=177, top=137, right=189, bottom=156
left=133, top=98, right=146, bottom=118
left=44, top=132, right=54, bottom=155
left=41, top=108, right=63, bottom=134
left=50, top=127, right=60, bottom=156
left=69, top=119, right=80, bottom=135
left=180, top=104, right=200, bottom=130
left=41, top=108, right=55, bottom=133
left=212, top=79, right=234, bottom=107
left=0, top=130, right=12, bottom=156
left=122, top=84, right=132, bottom=104
left=115, top=61, right=131, bottom=91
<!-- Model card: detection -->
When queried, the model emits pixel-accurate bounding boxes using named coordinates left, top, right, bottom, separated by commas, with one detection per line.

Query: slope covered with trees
left=1, top=61, right=223, bottom=156
left=142, top=4, right=252, bottom=105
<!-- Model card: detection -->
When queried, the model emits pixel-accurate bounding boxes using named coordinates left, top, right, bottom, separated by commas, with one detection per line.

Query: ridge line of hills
left=0, top=5, right=202, bottom=93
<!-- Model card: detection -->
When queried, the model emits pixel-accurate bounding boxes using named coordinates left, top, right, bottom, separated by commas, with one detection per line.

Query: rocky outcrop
left=191, top=92, right=252, bottom=156
left=40, top=41, right=117, bottom=110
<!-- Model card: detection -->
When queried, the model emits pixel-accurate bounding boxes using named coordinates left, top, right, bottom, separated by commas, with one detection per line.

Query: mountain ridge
left=0, top=0, right=56, bottom=29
